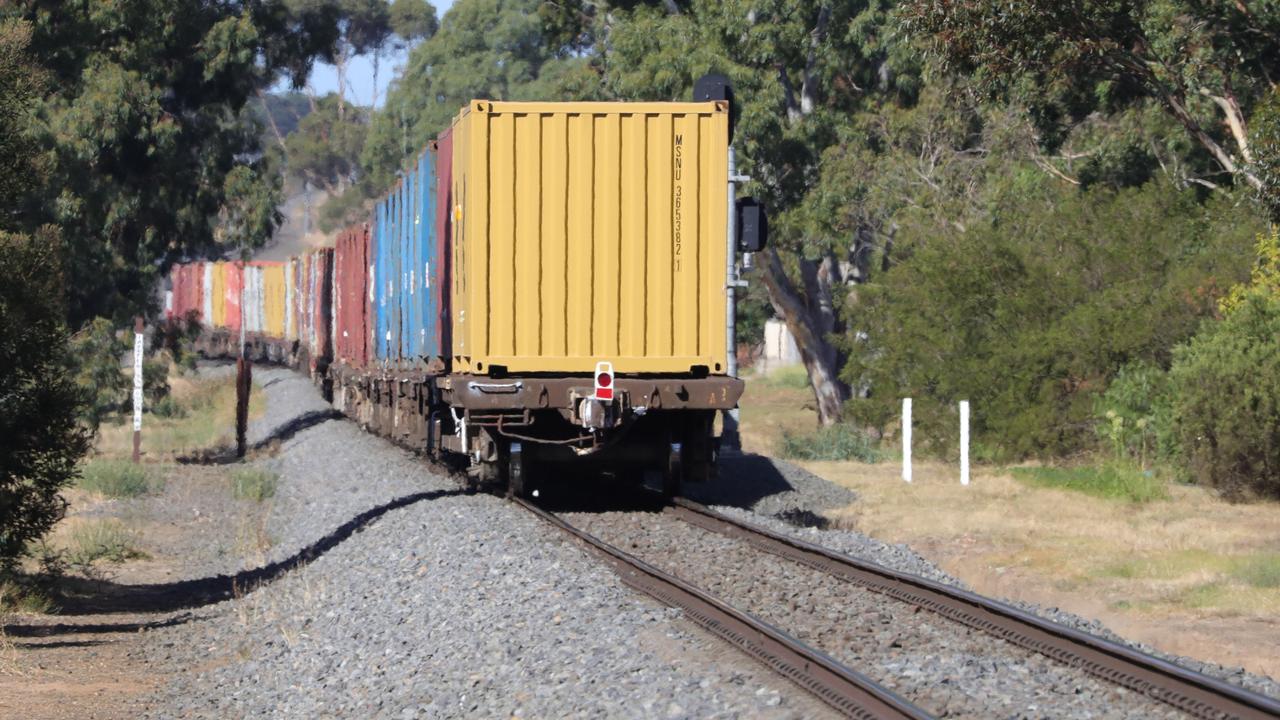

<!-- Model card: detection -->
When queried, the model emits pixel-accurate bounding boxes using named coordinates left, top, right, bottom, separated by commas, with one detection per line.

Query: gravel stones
left=702, top=504, right=1280, bottom=704
left=138, top=369, right=835, bottom=719
left=685, top=454, right=856, bottom=518
left=564, top=509, right=1185, bottom=720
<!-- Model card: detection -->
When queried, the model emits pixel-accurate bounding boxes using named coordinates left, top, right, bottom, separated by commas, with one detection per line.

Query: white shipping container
left=202, top=263, right=214, bottom=323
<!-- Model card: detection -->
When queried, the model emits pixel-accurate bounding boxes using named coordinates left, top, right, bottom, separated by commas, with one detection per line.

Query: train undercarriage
left=197, top=331, right=743, bottom=498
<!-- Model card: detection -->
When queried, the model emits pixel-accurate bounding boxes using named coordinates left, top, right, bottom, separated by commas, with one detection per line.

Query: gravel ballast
left=138, top=368, right=834, bottom=719
left=562, top=508, right=1186, bottom=720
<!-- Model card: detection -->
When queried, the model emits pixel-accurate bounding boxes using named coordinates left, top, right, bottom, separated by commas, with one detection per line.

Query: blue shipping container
left=372, top=146, right=443, bottom=368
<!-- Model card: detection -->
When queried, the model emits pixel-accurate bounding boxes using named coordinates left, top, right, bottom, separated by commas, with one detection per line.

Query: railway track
left=514, top=496, right=930, bottom=719
left=524, top=490, right=1280, bottom=720
left=665, top=498, right=1280, bottom=720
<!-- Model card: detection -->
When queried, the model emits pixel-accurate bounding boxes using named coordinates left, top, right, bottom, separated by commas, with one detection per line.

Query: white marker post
left=131, top=317, right=144, bottom=463
left=959, top=400, right=970, bottom=486
left=902, top=397, right=912, bottom=483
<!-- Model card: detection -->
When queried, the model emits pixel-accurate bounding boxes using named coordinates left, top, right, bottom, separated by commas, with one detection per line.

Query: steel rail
left=513, top=496, right=930, bottom=720
left=670, top=498, right=1280, bottom=720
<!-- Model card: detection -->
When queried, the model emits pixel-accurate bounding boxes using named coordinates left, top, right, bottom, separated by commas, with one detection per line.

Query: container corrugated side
left=224, top=262, right=242, bottom=332
left=334, top=224, right=371, bottom=367
left=202, top=263, right=214, bottom=323
left=374, top=193, right=394, bottom=364
left=434, top=131, right=453, bottom=367
left=310, top=248, right=333, bottom=364
left=285, top=258, right=298, bottom=341
left=259, top=262, right=286, bottom=338
left=211, top=263, right=227, bottom=328
left=450, top=100, right=730, bottom=375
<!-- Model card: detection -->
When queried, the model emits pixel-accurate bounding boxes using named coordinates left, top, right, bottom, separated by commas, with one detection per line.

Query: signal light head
left=594, top=361, right=614, bottom=401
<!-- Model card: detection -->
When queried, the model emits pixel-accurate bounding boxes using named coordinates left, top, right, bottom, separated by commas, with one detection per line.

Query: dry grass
left=813, top=460, right=1280, bottom=614
left=737, top=366, right=822, bottom=456
left=94, top=369, right=264, bottom=460
left=57, top=518, right=146, bottom=567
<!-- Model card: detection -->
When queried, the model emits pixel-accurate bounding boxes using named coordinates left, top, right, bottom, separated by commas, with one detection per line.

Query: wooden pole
left=236, top=357, right=252, bottom=458
left=132, top=316, right=144, bottom=463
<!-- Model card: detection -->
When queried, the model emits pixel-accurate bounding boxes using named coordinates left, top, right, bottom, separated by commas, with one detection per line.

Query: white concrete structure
left=761, top=318, right=801, bottom=372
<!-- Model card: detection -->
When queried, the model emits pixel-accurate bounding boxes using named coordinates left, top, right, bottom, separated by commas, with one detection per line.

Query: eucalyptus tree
left=901, top=0, right=1280, bottom=195
left=598, top=0, right=920, bottom=424
left=5, top=0, right=342, bottom=325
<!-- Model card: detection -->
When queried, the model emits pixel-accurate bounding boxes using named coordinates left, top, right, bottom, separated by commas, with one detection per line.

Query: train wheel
left=506, top=441, right=526, bottom=499
left=661, top=439, right=683, bottom=499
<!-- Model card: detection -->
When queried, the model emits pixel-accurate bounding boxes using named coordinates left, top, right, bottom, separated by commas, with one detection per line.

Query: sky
left=273, top=0, right=455, bottom=108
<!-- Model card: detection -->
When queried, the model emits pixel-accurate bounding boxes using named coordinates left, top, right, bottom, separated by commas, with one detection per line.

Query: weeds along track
left=538, top=494, right=1280, bottom=720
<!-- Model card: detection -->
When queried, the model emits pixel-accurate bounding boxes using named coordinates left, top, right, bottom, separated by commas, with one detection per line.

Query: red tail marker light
left=595, top=361, right=614, bottom=401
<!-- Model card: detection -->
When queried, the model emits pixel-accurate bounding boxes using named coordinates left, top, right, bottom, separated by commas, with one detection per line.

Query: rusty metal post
left=236, top=357, right=252, bottom=458
left=131, top=316, right=144, bottom=463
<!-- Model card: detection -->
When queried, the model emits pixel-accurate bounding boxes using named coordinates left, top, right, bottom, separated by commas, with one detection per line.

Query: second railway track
left=527, top=489, right=1280, bottom=720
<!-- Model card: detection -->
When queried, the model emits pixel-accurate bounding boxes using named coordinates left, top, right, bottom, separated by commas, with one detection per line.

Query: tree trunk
left=758, top=247, right=850, bottom=426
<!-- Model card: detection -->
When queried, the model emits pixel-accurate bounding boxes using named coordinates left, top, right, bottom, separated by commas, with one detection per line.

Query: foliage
left=845, top=178, right=1262, bottom=459
left=1253, top=89, right=1280, bottom=219
left=69, top=319, right=129, bottom=431
left=3, top=0, right=341, bottom=325
left=901, top=0, right=1280, bottom=192
left=1168, top=291, right=1280, bottom=499
left=779, top=424, right=882, bottom=463
left=361, top=0, right=592, bottom=191
left=283, top=94, right=369, bottom=196
left=232, top=468, right=278, bottom=502
left=0, top=19, right=43, bottom=224
left=1094, top=360, right=1174, bottom=466
left=1220, top=227, right=1280, bottom=315
left=1010, top=462, right=1168, bottom=503
left=388, top=0, right=438, bottom=44
left=0, top=230, right=91, bottom=568
left=78, top=460, right=155, bottom=498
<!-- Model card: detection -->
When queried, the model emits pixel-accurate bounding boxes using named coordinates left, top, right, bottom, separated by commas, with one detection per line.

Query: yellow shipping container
left=211, top=262, right=227, bottom=328
left=285, top=258, right=298, bottom=341
left=450, top=100, right=730, bottom=375
left=260, top=262, right=287, bottom=338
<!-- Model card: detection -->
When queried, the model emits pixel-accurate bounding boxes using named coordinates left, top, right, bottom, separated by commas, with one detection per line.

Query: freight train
left=167, top=78, right=766, bottom=497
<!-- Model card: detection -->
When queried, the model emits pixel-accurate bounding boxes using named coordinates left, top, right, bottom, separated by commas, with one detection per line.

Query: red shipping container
left=224, top=261, right=243, bottom=333
left=311, top=248, right=334, bottom=366
left=333, top=224, right=371, bottom=367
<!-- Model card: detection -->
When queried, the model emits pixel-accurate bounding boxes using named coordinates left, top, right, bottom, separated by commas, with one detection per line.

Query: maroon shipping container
left=176, top=263, right=201, bottom=322
left=333, top=224, right=371, bottom=367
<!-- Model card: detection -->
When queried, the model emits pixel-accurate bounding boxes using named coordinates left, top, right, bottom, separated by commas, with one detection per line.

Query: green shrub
left=1168, top=292, right=1280, bottom=498
left=65, top=519, right=144, bottom=565
left=69, top=317, right=129, bottom=430
left=845, top=179, right=1263, bottom=459
left=779, top=424, right=882, bottom=462
left=231, top=468, right=278, bottom=502
left=0, top=229, right=91, bottom=568
left=150, top=395, right=186, bottom=418
left=78, top=460, right=155, bottom=497
left=1011, top=462, right=1168, bottom=503
left=1094, top=360, right=1174, bottom=465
